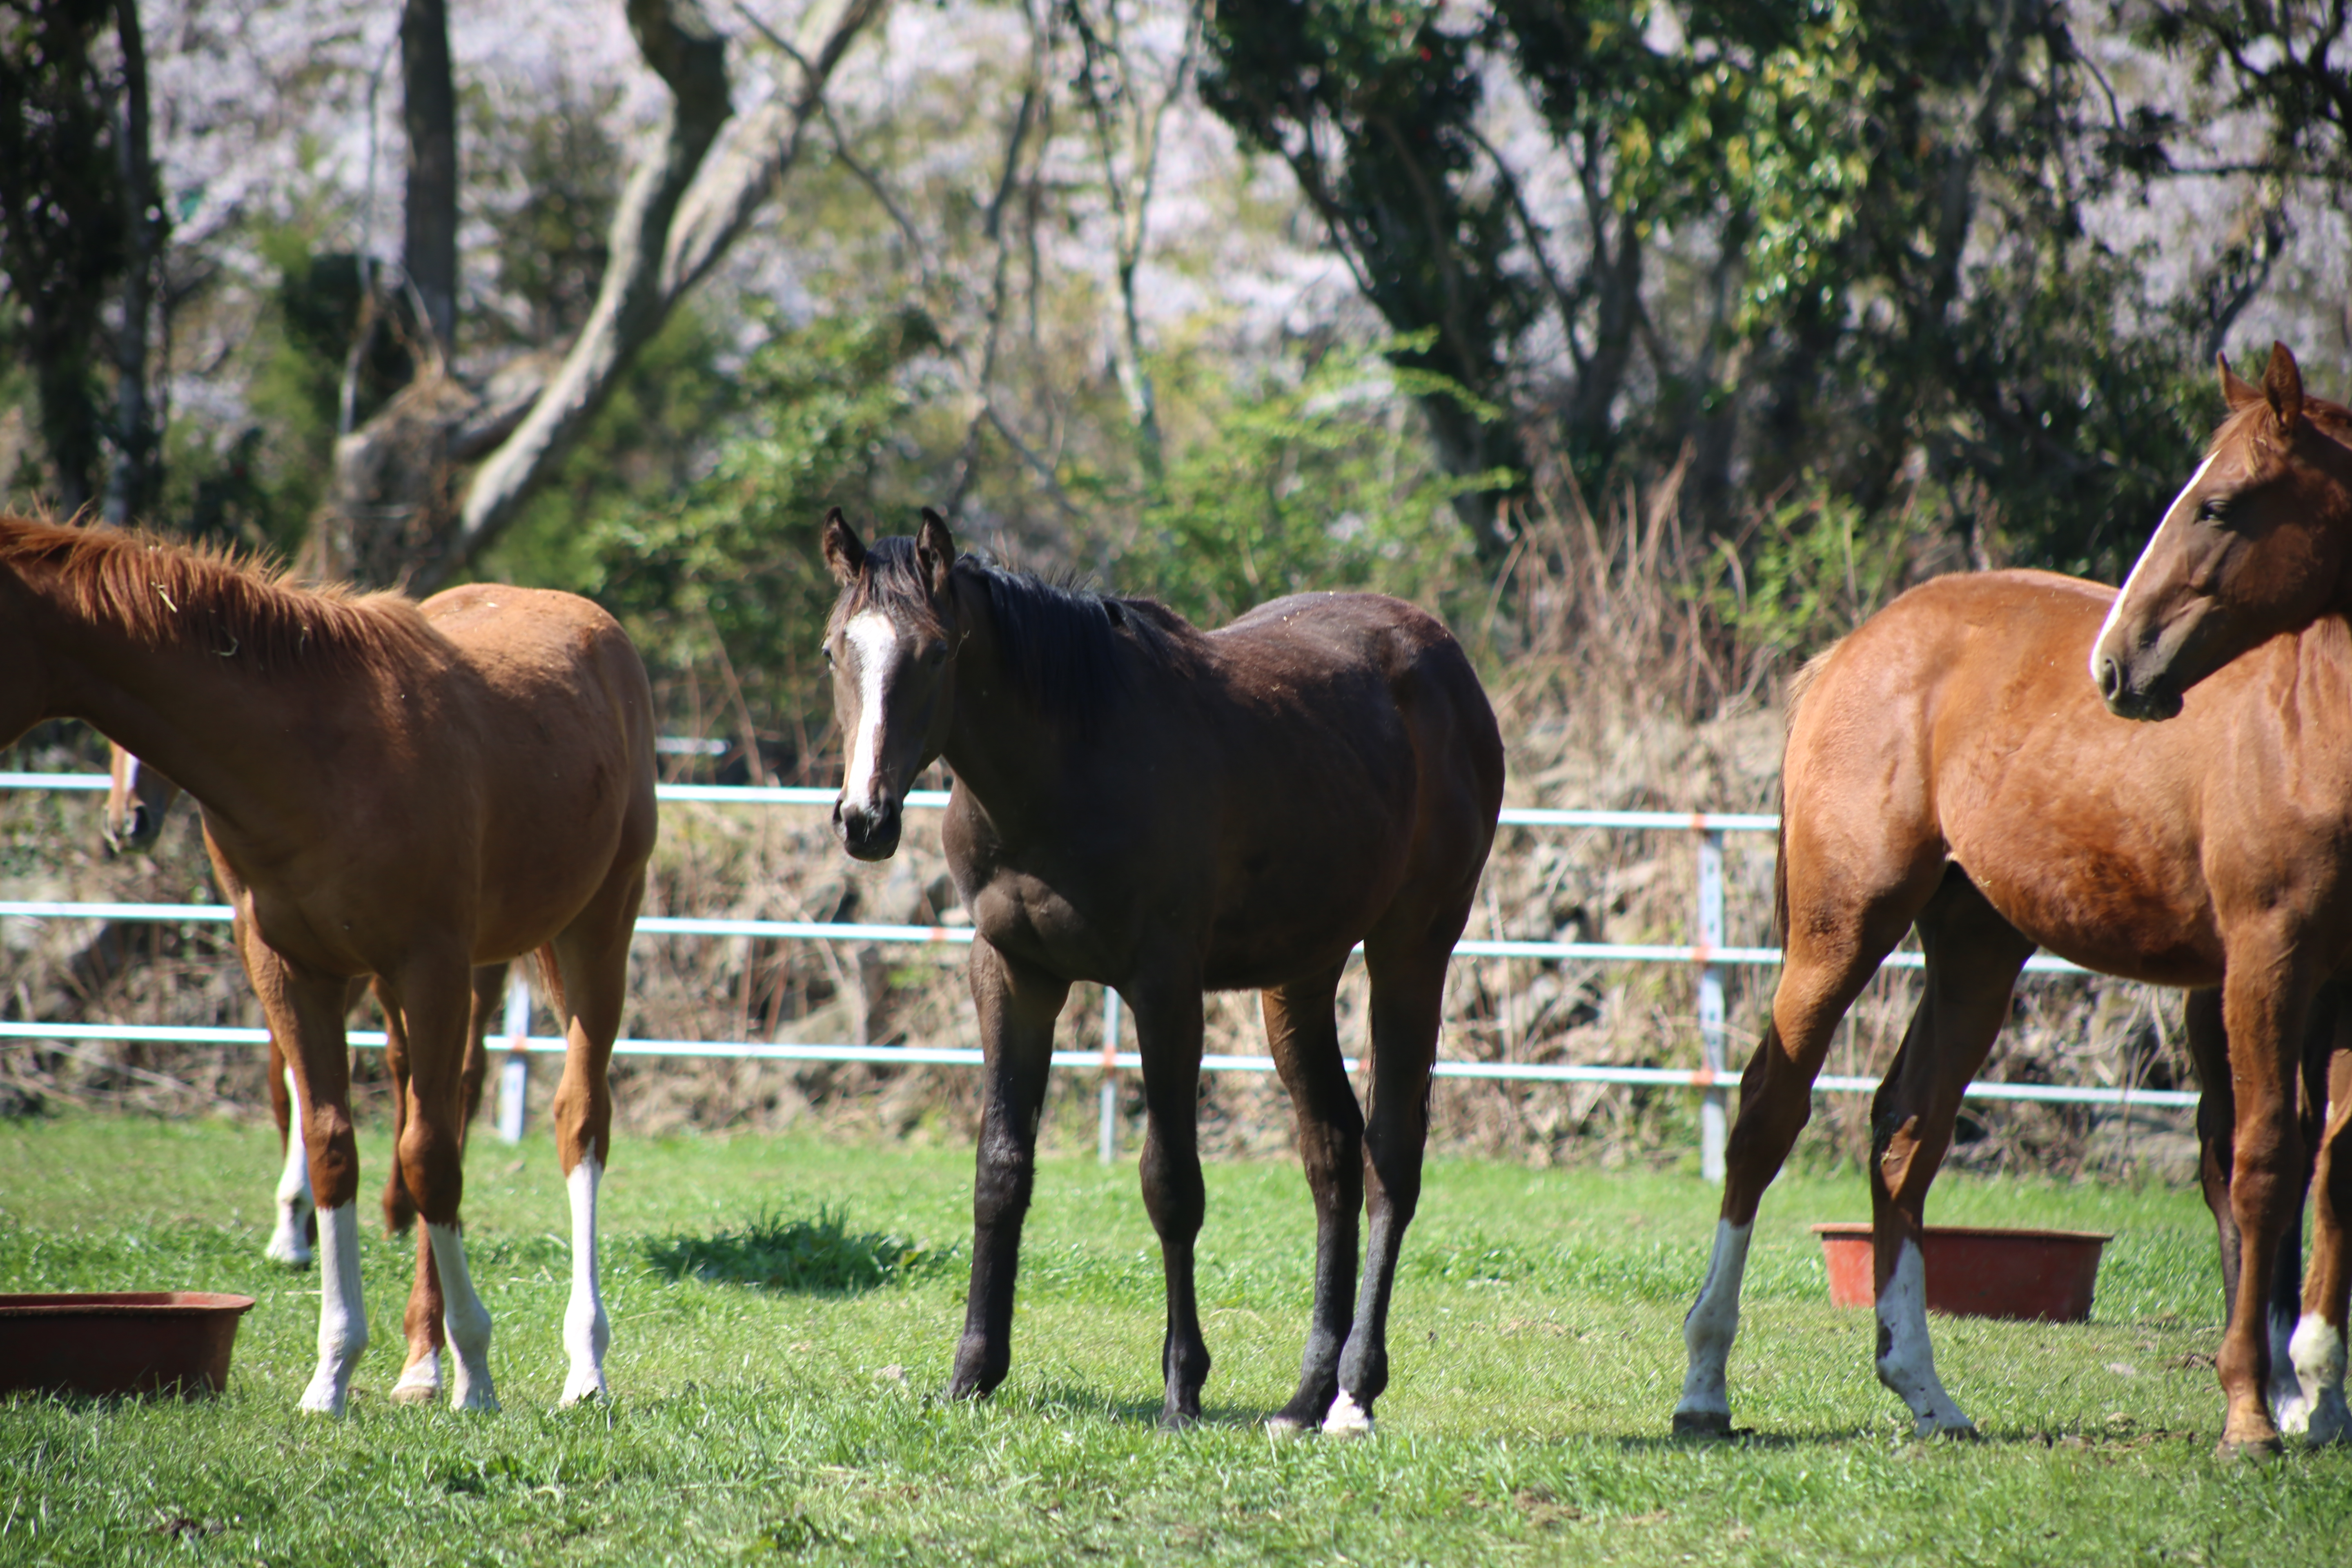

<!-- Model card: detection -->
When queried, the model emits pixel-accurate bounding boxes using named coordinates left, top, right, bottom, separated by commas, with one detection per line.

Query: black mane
left=958, top=552, right=1199, bottom=735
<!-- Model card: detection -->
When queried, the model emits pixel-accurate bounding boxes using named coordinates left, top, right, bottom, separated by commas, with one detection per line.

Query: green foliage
left=644, top=1205, right=949, bottom=1294
left=1708, top=478, right=1927, bottom=662
left=551, top=307, right=940, bottom=740
left=1123, top=339, right=1498, bottom=626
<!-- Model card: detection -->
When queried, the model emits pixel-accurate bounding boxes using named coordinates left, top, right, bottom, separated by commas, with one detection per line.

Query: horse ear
left=2219, top=353, right=2263, bottom=412
left=2264, top=341, right=2304, bottom=432
left=822, top=507, right=865, bottom=586
left=916, top=506, right=957, bottom=600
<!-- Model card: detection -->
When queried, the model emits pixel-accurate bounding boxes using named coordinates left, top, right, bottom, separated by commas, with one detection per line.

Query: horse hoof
left=1265, top=1414, right=1313, bottom=1439
left=559, top=1376, right=609, bottom=1409
left=2215, top=1434, right=2284, bottom=1463
left=1321, top=1391, right=1374, bottom=1438
left=1916, top=1420, right=1982, bottom=1442
left=263, top=1238, right=313, bottom=1270
left=387, top=1377, right=441, bottom=1407
left=1157, top=1409, right=1200, bottom=1432
left=1671, top=1409, right=1733, bottom=1438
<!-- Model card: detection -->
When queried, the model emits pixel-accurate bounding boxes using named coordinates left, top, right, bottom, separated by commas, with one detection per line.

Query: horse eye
left=2199, top=497, right=2230, bottom=524
left=924, top=642, right=948, bottom=668
left=822, top=642, right=835, bottom=668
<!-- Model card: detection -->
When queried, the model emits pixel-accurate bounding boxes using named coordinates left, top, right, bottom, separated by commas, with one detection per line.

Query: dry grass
left=0, top=467, right=2201, bottom=1179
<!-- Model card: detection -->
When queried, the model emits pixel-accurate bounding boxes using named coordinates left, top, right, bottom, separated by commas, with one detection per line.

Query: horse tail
left=1771, top=641, right=1844, bottom=946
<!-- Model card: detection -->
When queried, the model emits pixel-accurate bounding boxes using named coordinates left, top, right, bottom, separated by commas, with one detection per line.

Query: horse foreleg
left=241, top=930, right=368, bottom=1417
left=1130, top=978, right=1212, bottom=1428
left=1867, top=875, right=2031, bottom=1439
left=263, top=1035, right=316, bottom=1268
left=949, top=937, right=1065, bottom=1404
left=1261, top=964, right=1362, bottom=1434
left=383, top=954, right=498, bottom=1412
left=2287, top=1034, right=2352, bottom=1444
left=2214, top=962, right=2313, bottom=1459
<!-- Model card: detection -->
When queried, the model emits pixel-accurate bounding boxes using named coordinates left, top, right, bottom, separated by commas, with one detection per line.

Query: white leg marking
left=389, top=1345, right=443, bottom=1405
left=265, top=1068, right=315, bottom=1267
left=1321, top=1388, right=1374, bottom=1437
left=839, top=612, right=898, bottom=812
left=298, top=1204, right=366, bottom=1416
left=1674, top=1219, right=1752, bottom=1430
left=2269, top=1305, right=2310, bottom=1433
left=560, top=1153, right=611, bottom=1406
left=1874, top=1237, right=1976, bottom=1437
left=2093, top=453, right=2214, bottom=679
left=424, top=1221, right=498, bottom=1412
left=2287, top=1312, right=2350, bottom=1444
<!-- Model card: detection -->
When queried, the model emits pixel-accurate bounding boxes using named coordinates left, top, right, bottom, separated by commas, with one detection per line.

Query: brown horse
left=102, top=743, right=501, bottom=1278
left=1672, top=347, right=2352, bottom=1457
left=822, top=508, right=1502, bottom=1432
left=0, top=515, right=655, bottom=1414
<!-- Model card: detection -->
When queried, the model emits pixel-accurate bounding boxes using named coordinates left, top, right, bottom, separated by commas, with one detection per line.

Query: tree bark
left=102, top=0, right=165, bottom=527
left=411, top=0, right=890, bottom=591
left=400, top=0, right=459, bottom=356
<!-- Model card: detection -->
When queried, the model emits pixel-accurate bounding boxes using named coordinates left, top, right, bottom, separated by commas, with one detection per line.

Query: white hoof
left=559, top=1367, right=609, bottom=1408
left=1321, top=1390, right=1374, bottom=1438
left=389, top=1351, right=441, bottom=1406
left=264, top=1227, right=313, bottom=1269
left=298, top=1367, right=350, bottom=1417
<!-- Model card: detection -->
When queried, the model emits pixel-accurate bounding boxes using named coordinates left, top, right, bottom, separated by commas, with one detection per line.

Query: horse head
left=102, top=742, right=181, bottom=856
left=2094, top=343, right=2352, bottom=720
left=821, top=506, right=959, bottom=861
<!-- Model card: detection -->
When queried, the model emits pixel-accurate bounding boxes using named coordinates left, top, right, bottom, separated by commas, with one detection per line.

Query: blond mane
left=0, top=513, right=437, bottom=675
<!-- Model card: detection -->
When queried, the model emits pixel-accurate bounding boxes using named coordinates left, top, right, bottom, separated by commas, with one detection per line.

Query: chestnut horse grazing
left=1, top=516, right=656, bottom=1414
left=822, top=509, right=1502, bottom=1432
left=1674, top=349, right=2352, bottom=1457
left=103, top=744, right=503, bottom=1272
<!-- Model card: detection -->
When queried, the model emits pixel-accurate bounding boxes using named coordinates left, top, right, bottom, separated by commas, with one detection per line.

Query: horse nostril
left=2095, top=654, right=2122, bottom=702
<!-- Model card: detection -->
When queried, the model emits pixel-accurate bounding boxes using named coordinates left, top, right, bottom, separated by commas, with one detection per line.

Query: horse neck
left=935, top=582, right=1074, bottom=831
left=20, top=564, right=340, bottom=839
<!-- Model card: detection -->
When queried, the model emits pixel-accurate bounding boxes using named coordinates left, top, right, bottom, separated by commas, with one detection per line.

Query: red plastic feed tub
left=1810, top=1225, right=2111, bottom=1323
left=0, top=1292, right=257, bottom=1398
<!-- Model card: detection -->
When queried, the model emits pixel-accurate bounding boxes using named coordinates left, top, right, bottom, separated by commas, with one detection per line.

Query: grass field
left=2, top=1114, right=2347, bottom=1565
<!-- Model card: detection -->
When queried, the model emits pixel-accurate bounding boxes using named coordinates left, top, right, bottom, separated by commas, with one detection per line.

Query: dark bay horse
left=1, top=515, right=656, bottom=1414
left=821, top=508, right=1503, bottom=1432
left=1672, top=348, right=2351, bottom=1457
left=103, top=743, right=501, bottom=1278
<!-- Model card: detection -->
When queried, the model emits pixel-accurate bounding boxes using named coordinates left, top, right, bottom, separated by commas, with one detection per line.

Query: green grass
left=0, top=1115, right=2345, bottom=1564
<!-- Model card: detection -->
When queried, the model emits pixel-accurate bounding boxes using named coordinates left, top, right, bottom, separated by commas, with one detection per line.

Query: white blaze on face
left=1873, top=1236, right=1976, bottom=1437
left=561, top=1152, right=610, bottom=1406
left=840, top=611, right=900, bottom=813
left=298, top=1203, right=367, bottom=1416
left=2094, top=452, right=2217, bottom=683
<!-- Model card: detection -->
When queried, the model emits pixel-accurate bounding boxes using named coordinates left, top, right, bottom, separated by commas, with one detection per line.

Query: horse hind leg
left=1674, top=859, right=1937, bottom=1437
left=1866, top=870, right=2034, bottom=1439
left=2286, top=1012, right=2352, bottom=1444
left=1322, top=908, right=1465, bottom=1439
left=1259, top=963, right=1362, bottom=1433
left=546, top=869, right=644, bottom=1406
left=263, top=1037, right=316, bottom=1268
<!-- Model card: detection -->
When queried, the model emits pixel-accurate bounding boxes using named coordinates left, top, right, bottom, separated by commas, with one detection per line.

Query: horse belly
left=1945, top=813, right=2222, bottom=987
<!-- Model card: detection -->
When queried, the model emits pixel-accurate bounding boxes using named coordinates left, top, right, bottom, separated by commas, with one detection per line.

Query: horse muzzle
left=2094, top=649, right=2184, bottom=723
left=834, top=794, right=902, bottom=862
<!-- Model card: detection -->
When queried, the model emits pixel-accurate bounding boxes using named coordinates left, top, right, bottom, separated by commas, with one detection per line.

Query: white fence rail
left=0, top=771, right=2198, bottom=1175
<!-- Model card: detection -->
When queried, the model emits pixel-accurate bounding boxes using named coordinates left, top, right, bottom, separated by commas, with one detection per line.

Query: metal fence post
left=1099, top=985, right=1123, bottom=1165
left=1696, top=825, right=1728, bottom=1182
left=496, top=972, right=531, bottom=1145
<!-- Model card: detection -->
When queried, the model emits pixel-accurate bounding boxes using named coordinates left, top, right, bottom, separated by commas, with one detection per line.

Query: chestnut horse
left=103, top=744, right=501, bottom=1274
left=1672, top=347, right=2352, bottom=1457
left=1, top=515, right=655, bottom=1414
left=822, top=509, right=1503, bottom=1432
